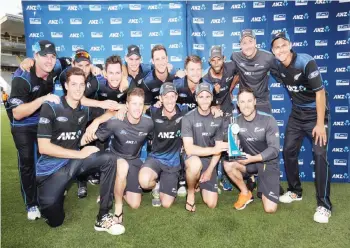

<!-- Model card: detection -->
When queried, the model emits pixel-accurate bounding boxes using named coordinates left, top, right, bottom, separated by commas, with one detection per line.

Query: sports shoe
left=234, top=191, right=253, bottom=210
left=27, top=206, right=41, bottom=220
left=246, top=176, right=256, bottom=192
left=314, top=206, right=331, bottom=223
left=152, top=182, right=161, bottom=207
left=279, top=191, right=302, bottom=203
left=78, top=182, right=88, bottom=199
left=221, top=175, right=233, bottom=191
left=88, top=173, right=100, bottom=185
left=177, top=181, right=187, bottom=197
left=96, top=195, right=100, bottom=204
left=94, top=213, right=125, bottom=235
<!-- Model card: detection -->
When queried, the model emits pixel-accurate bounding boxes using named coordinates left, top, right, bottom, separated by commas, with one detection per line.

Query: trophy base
left=227, top=154, right=247, bottom=161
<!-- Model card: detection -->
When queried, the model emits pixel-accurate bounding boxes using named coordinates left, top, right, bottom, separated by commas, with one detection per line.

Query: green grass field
left=1, top=106, right=349, bottom=248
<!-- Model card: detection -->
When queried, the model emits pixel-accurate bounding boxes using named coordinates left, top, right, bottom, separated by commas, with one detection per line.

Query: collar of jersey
left=61, top=96, right=82, bottom=111
left=160, top=105, right=181, bottom=119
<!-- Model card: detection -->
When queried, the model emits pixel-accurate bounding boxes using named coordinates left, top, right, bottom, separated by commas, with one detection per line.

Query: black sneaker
left=77, top=181, right=88, bottom=198
left=94, top=214, right=125, bottom=235
left=88, top=173, right=100, bottom=185
left=246, top=177, right=257, bottom=192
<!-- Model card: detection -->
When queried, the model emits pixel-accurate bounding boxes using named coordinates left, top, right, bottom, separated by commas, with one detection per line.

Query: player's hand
left=116, top=106, right=127, bottom=121
left=175, top=70, right=186, bottom=78
left=43, top=93, right=60, bottom=104
left=211, top=106, right=223, bottom=118
left=214, top=83, right=221, bottom=94
left=237, top=153, right=252, bottom=165
left=213, top=142, right=228, bottom=155
left=120, top=76, right=129, bottom=92
left=199, top=168, right=213, bottom=183
left=167, top=63, right=174, bottom=73
left=20, top=58, right=35, bottom=72
left=100, top=100, right=120, bottom=111
left=85, top=121, right=100, bottom=143
left=312, top=124, right=327, bottom=146
left=153, top=101, right=162, bottom=108
left=91, top=65, right=102, bottom=76
left=80, top=146, right=100, bottom=159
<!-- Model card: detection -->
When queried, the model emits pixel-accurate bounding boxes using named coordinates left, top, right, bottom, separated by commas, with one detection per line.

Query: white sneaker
left=94, top=214, right=125, bottom=235
left=314, top=206, right=331, bottom=223
left=279, top=191, right=302, bottom=203
left=27, top=206, right=41, bottom=220
left=177, top=181, right=187, bottom=197
left=152, top=182, right=160, bottom=199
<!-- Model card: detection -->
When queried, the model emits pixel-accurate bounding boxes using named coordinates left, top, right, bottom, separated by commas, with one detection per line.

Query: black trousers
left=283, top=107, right=332, bottom=210
left=37, top=151, right=117, bottom=227
left=11, top=125, right=39, bottom=209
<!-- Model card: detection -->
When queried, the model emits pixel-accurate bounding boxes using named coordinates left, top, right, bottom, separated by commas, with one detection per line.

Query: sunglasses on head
left=74, top=51, right=91, bottom=60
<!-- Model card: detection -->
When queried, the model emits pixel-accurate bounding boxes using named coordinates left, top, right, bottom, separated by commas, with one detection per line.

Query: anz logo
left=57, top=132, right=80, bottom=140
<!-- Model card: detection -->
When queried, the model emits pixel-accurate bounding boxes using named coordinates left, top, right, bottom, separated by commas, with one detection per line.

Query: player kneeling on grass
left=223, top=88, right=280, bottom=213
left=36, top=67, right=124, bottom=235
left=138, top=83, right=189, bottom=208
left=181, top=83, right=227, bottom=212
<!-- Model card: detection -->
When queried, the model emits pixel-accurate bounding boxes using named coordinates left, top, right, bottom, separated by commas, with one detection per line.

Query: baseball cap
left=32, top=40, right=56, bottom=56
left=127, top=45, right=141, bottom=57
left=239, top=29, right=256, bottom=42
left=74, top=49, right=91, bottom=63
left=210, top=46, right=223, bottom=59
left=195, top=82, right=213, bottom=96
left=271, top=31, right=291, bottom=47
left=160, top=82, right=177, bottom=95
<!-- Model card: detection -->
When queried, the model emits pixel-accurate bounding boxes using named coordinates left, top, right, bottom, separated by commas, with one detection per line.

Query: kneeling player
left=139, top=83, right=188, bottom=208
left=181, top=83, right=227, bottom=212
left=224, top=88, right=280, bottom=213
left=36, top=67, right=124, bottom=235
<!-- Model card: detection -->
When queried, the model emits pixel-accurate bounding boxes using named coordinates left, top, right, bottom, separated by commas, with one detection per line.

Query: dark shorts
left=185, top=156, right=218, bottom=193
left=117, top=157, right=144, bottom=194
left=246, top=163, right=280, bottom=203
left=142, top=157, right=180, bottom=197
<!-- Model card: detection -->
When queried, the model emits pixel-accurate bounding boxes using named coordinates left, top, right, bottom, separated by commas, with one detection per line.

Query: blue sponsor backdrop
left=22, top=1, right=350, bottom=182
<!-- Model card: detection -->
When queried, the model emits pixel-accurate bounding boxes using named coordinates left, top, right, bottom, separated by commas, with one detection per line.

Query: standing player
left=81, top=88, right=154, bottom=225
left=36, top=67, right=124, bottom=235
left=271, top=32, right=332, bottom=223
left=223, top=88, right=280, bottom=212
left=181, top=83, right=227, bottom=211
left=6, top=40, right=61, bottom=220
left=139, top=83, right=188, bottom=207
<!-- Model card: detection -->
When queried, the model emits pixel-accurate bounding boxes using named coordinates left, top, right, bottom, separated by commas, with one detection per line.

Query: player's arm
left=10, top=78, right=60, bottom=120
left=83, top=110, right=115, bottom=142
left=81, top=118, right=115, bottom=146
left=269, top=57, right=283, bottom=83
left=200, top=140, right=223, bottom=183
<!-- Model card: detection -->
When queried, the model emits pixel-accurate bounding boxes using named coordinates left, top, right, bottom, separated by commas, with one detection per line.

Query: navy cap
left=271, top=31, right=291, bottom=47
left=160, top=82, right=177, bottom=95
left=240, top=29, right=256, bottom=42
left=32, top=40, right=56, bottom=56
left=195, top=82, right=213, bottom=96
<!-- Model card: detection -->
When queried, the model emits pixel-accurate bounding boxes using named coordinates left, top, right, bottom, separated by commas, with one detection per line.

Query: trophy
left=227, top=116, right=246, bottom=160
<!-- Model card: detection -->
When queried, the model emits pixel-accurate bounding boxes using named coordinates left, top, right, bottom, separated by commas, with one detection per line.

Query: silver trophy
left=228, top=116, right=246, bottom=160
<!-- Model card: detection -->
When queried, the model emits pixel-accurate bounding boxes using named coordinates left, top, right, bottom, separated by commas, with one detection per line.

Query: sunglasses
left=74, top=51, right=91, bottom=61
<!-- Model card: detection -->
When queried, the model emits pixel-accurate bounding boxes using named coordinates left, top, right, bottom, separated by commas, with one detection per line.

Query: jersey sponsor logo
left=56, top=117, right=68, bottom=122
left=240, top=128, right=247, bottom=132
left=336, top=79, right=349, bottom=86
left=308, top=70, right=320, bottom=79
left=334, top=133, right=348, bottom=139
left=57, top=132, right=80, bottom=140
left=334, top=159, right=347, bottom=166
left=212, top=3, right=225, bottom=10
left=29, top=18, right=41, bottom=24
left=158, top=132, right=177, bottom=139
left=170, top=29, right=182, bottom=36
left=272, top=94, right=284, bottom=101
left=119, top=130, right=128, bottom=135
left=100, top=93, right=107, bottom=98
left=295, top=0, right=308, bottom=6
left=337, top=52, right=350, bottom=59
left=210, top=122, right=219, bottom=127
left=332, top=146, right=349, bottom=153
left=169, top=3, right=182, bottom=9
left=155, top=119, right=164, bottom=124
left=48, top=5, right=60, bottom=11
left=253, top=1, right=265, bottom=8
left=231, top=3, right=246, bottom=9
left=273, top=14, right=286, bottom=21
left=194, top=122, right=202, bottom=128
left=286, top=85, right=306, bottom=93
left=129, top=4, right=141, bottom=10
left=89, top=5, right=101, bottom=11
left=232, top=16, right=244, bottom=23
left=32, top=86, right=40, bottom=92
left=246, top=137, right=257, bottom=142
left=138, top=132, right=148, bottom=136
left=110, top=18, right=122, bottom=24
left=316, top=12, right=329, bottom=19
left=179, top=93, right=187, bottom=98
left=315, top=40, right=328, bottom=46
left=70, top=18, right=82, bottom=25
left=254, top=127, right=265, bottom=132
left=193, top=18, right=205, bottom=24
left=251, top=16, right=266, bottom=22
left=269, top=191, right=279, bottom=200
left=335, top=106, right=349, bottom=113
left=313, top=26, right=330, bottom=33
left=150, top=17, right=162, bottom=24
left=39, top=117, right=50, bottom=124
left=108, top=5, right=123, bottom=11
left=294, top=27, right=307, bottom=33
left=337, top=24, right=350, bottom=31
left=126, top=140, right=137, bottom=144
left=202, top=132, right=210, bottom=136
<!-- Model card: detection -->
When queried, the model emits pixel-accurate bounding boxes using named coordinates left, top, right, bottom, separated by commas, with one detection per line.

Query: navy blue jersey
left=173, top=76, right=199, bottom=110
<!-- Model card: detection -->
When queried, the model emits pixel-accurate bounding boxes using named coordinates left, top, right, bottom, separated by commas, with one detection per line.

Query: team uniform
left=127, top=63, right=153, bottom=90
left=275, top=51, right=332, bottom=210
left=142, top=104, right=189, bottom=197
left=7, top=66, right=56, bottom=210
left=236, top=111, right=281, bottom=203
left=231, top=49, right=282, bottom=113
left=95, top=115, right=154, bottom=193
left=137, top=70, right=176, bottom=105
left=181, top=109, right=224, bottom=192
left=36, top=96, right=117, bottom=227
left=173, top=76, right=200, bottom=111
